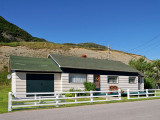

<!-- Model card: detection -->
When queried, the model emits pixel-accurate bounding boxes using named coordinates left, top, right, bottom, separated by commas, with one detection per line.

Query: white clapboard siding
left=87, top=74, right=94, bottom=82
left=12, top=72, right=26, bottom=97
left=15, top=72, right=26, bottom=93
left=54, top=73, right=61, bottom=92
left=119, top=76, right=138, bottom=91
left=100, top=75, right=139, bottom=91
left=100, top=75, right=108, bottom=91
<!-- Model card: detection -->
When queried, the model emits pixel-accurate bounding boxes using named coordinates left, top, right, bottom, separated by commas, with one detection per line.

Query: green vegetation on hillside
left=0, top=42, right=108, bottom=51
left=64, top=42, right=107, bottom=50
left=0, top=16, right=46, bottom=42
left=129, top=57, right=160, bottom=89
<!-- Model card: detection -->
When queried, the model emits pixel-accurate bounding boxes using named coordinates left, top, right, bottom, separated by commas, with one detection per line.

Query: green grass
left=0, top=85, right=11, bottom=113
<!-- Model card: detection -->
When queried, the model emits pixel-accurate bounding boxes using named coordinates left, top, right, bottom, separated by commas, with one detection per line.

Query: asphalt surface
left=1, top=99, right=160, bottom=120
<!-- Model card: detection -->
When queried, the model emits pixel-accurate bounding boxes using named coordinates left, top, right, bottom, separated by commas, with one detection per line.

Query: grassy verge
left=0, top=85, right=11, bottom=113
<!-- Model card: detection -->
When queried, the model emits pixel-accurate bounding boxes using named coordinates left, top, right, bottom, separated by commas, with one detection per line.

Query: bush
left=83, top=82, right=96, bottom=91
left=0, top=66, right=11, bottom=86
left=144, top=78, right=154, bottom=89
left=65, top=88, right=83, bottom=97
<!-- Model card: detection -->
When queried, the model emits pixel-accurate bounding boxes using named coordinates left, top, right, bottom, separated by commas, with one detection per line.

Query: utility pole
left=108, top=45, right=112, bottom=60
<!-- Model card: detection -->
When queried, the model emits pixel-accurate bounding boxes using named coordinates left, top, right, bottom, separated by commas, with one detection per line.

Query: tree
left=152, top=60, right=160, bottom=88
left=129, top=57, right=155, bottom=89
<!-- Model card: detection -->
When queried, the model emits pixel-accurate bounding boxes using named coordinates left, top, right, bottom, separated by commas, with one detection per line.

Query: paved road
left=1, top=100, right=160, bottom=120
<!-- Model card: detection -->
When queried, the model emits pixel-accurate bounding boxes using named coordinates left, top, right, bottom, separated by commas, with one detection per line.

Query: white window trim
left=108, top=76, right=119, bottom=84
left=129, top=76, right=137, bottom=84
left=69, top=73, right=87, bottom=84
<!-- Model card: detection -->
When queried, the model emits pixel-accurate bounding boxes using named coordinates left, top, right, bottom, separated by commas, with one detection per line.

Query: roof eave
left=48, top=54, right=61, bottom=68
left=11, top=69, right=62, bottom=73
left=60, top=66, right=140, bottom=74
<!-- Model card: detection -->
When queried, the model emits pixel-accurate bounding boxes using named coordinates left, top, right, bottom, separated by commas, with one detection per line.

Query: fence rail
left=8, top=89, right=160, bottom=111
left=8, top=89, right=121, bottom=111
left=127, top=89, right=160, bottom=99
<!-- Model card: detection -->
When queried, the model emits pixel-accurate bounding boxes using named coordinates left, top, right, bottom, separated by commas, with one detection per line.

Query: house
left=9, top=54, right=144, bottom=96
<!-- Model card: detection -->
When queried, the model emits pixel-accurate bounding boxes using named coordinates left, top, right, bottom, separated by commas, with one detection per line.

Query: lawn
left=0, top=85, right=11, bottom=113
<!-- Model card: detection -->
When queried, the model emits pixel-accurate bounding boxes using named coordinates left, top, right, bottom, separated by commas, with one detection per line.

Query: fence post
left=34, top=94, right=37, bottom=106
left=155, top=89, right=157, bottom=97
left=56, top=92, right=59, bottom=107
left=138, top=90, right=140, bottom=99
left=75, top=92, right=77, bottom=103
left=106, top=91, right=108, bottom=101
left=39, top=96, right=41, bottom=103
left=146, top=89, right=149, bottom=98
left=90, top=91, right=93, bottom=103
left=127, top=89, right=130, bottom=99
left=118, top=89, right=121, bottom=100
left=8, top=92, right=12, bottom=111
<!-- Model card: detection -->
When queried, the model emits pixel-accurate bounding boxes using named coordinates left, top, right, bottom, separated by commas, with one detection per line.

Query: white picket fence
left=8, top=89, right=160, bottom=111
left=8, top=89, right=121, bottom=111
left=127, top=89, right=160, bottom=99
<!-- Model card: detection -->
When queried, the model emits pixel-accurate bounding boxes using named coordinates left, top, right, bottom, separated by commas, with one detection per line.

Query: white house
left=9, top=54, right=144, bottom=96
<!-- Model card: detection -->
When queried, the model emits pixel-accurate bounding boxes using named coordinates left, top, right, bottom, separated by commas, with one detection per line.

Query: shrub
left=83, top=82, right=96, bottom=91
left=65, top=88, right=83, bottom=97
left=0, top=66, right=11, bottom=86
left=144, top=78, right=154, bottom=89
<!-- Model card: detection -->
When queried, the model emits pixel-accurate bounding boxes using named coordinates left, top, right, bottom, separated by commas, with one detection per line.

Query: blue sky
left=1, top=0, right=160, bottom=60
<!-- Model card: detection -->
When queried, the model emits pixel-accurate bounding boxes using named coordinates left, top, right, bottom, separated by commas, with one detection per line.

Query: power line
left=127, top=33, right=160, bottom=53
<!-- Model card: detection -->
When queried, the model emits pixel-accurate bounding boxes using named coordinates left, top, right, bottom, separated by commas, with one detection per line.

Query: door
left=94, top=75, right=100, bottom=91
left=26, top=74, right=54, bottom=93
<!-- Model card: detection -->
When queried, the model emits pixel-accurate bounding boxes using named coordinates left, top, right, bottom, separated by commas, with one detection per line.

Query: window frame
left=69, top=73, right=87, bottom=84
left=108, top=76, right=119, bottom=84
left=129, top=76, right=137, bottom=84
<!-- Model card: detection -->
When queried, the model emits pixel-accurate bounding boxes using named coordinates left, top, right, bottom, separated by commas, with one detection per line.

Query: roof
left=49, top=54, right=141, bottom=74
left=10, top=56, right=62, bottom=72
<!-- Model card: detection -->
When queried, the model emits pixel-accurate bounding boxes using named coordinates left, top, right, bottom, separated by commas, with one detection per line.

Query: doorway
left=94, top=75, right=100, bottom=91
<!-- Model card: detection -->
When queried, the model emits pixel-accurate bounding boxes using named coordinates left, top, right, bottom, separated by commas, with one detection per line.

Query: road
left=1, top=99, right=160, bottom=120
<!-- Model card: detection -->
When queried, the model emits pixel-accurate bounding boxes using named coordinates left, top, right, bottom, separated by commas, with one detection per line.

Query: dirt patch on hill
left=0, top=46, right=143, bottom=71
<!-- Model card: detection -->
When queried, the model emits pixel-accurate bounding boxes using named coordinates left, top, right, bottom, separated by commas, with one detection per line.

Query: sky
left=1, top=0, right=160, bottom=60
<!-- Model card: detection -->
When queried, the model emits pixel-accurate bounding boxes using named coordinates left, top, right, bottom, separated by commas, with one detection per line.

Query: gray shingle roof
left=10, top=56, right=62, bottom=72
left=49, top=54, right=140, bottom=73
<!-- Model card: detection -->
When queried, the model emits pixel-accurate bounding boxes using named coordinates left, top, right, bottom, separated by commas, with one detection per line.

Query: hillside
left=0, top=16, right=46, bottom=42
left=0, top=16, right=149, bottom=71
left=0, top=42, right=145, bottom=71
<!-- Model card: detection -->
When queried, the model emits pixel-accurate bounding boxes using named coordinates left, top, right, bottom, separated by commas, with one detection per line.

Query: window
left=69, top=74, right=87, bottom=83
left=129, top=77, right=136, bottom=84
left=108, top=76, right=118, bottom=84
